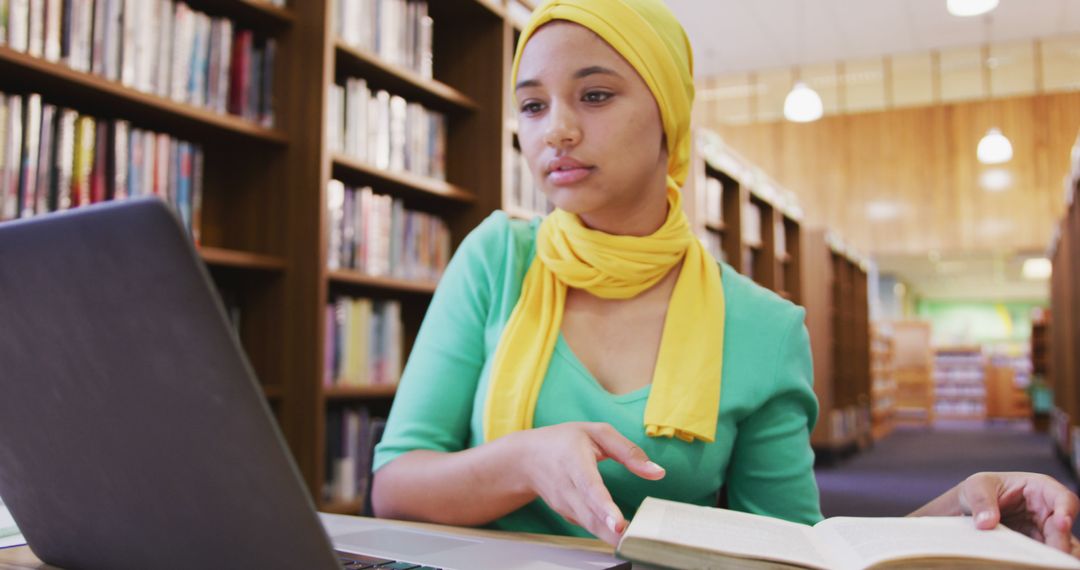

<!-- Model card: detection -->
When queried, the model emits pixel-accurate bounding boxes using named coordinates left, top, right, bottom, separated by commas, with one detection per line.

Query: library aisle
left=816, top=422, right=1079, bottom=534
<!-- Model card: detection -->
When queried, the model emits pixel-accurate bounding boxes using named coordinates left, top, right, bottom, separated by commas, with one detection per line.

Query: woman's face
left=515, top=22, right=669, bottom=234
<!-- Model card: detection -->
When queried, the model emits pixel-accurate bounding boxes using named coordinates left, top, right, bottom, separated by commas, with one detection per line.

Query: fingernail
left=646, top=461, right=665, bottom=474
left=975, top=511, right=993, bottom=525
left=606, top=515, right=618, bottom=534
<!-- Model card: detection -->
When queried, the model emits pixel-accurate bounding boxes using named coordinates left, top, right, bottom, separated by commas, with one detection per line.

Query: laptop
left=0, top=199, right=630, bottom=570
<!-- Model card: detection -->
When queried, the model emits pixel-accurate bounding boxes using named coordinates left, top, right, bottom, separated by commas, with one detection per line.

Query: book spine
left=155, top=0, right=173, bottom=97
left=1, top=95, right=20, bottom=220
left=8, top=0, right=28, bottom=52
left=18, top=94, right=41, bottom=219
left=89, top=119, right=106, bottom=203
left=42, top=0, right=60, bottom=61
left=58, top=0, right=72, bottom=65
left=26, top=0, right=42, bottom=57
left=90, top=0, right=106, bottom=75
left=112, top=119, right=128, bottom=200
left=33, top=102, right=55, bottom=215
left=0, top=0, right=8, bottom=45
left=191, top=144, right=203, bottom=244
left=120, top=0, right=137, bottom=87
left=71, top=114, right=93, bottom=207
left=261, top=38, right=275, bottom=127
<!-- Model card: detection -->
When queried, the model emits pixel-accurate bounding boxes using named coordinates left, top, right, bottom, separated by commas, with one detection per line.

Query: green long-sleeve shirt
left=373, top=211, right=823, bottom=537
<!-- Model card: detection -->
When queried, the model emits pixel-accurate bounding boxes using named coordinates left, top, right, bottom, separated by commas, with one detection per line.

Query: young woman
left=370, top=0, right=1080, bottom=554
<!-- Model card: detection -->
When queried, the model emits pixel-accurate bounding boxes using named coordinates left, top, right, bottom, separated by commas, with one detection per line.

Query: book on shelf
left=742, top=199, right=762, bottom=247
left=334, top=0, right=434, bottom=79
left=326, top=296, right=403, bottom=389
left=617, top=497, right=1080, bottom=570
left=328, top=79, right=447, bottom=181
left=0, top=91, right=203, bottom=237
left=324, top=406, right=385, bottom=506
left=775, top=215, right=787, bottom=256
left=704, top=175, right=722, bottom=227
left=507, top=145, right=550, bottom=217
left=3, top=0, right=276, bottom=127
left=326, top=180, right=450, bottom=282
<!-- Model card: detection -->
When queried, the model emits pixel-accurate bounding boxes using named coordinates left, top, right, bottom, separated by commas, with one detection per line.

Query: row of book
left=326, top=181, right=451, bottom=283
left=0, top=91, right=204, bottom=237
left=324, top=406, right=385, bottom=505
left=334, top=0, right=433, bottom=79
left=324, top=296, right=403, bottom=388
left=327, top=78, right=447, bottom=181
left=1, top=0, right=276, bottom=126
left=506, top=145, right=551, bottom=217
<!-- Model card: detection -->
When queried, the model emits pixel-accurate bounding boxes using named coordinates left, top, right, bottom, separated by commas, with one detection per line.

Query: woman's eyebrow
left=573, top=65, right=620, bottom=80
left=515, top=65, right=622, bottom=91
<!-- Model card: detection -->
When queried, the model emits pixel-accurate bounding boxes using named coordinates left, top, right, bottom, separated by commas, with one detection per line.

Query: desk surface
left=0, top=515, right=616, bottom=569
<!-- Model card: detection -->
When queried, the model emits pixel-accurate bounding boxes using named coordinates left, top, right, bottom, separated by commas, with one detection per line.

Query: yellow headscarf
left=484, top=0, right=725, bottom=443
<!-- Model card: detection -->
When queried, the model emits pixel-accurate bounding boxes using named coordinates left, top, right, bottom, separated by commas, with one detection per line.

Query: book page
left=624, top=497, right=833, bottom=569
left=814, top=516, right=1080, bottom=570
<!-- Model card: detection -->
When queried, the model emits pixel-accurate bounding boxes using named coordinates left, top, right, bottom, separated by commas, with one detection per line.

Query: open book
left=616, top=497, right=1080, bottom=570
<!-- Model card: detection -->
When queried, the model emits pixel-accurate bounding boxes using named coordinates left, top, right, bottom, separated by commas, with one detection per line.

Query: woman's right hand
left=512, top=422, right=666, bottom=545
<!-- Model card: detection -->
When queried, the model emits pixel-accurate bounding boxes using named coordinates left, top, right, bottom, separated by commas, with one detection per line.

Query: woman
left=370, top=0, right=1080, bottom=554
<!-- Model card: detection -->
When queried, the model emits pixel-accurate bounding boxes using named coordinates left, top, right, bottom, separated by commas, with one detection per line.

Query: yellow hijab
left=484, top=0, right=725, bottom=443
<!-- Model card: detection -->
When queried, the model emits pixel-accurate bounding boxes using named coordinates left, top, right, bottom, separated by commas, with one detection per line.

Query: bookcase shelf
left=183, top=0, right=296, bottom=29
left=704, top=221, right=725, bottom=233
left=321, top=499, right=364, bottom=516
left=327, top=270, right=439, bottom=295
left=0, top=46, right=289, bottom=146
left=324, top=385, right=398, bottom=400
left=200, top=247, right=287, bottom=271
left=334, top=41, right=480, bottom=114
left=331, top=154, right=477, bottom=205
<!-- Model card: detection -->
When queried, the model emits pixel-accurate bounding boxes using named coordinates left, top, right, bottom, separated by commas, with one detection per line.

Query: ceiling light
left=977, top=127, right=1013, bottom=164
left=979, top=168, right=1012, bottom=192
left=1022, top=258, right=1052, bottom=280
left=947, top=0, right=999, bottom=17
left=783, top=82, right=823, bottom=123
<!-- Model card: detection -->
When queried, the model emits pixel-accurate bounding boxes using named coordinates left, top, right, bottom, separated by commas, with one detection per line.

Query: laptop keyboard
left=338, top=553, right=442, bottom=570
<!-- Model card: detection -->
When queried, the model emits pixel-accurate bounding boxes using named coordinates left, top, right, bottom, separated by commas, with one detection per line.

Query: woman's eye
left=520, top=101, right=545, bottom=114
left=583, top=91, right=613, bottom=104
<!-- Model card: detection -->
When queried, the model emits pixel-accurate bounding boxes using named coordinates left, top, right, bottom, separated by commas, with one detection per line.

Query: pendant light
left=783, top=1, right=822, bottom=123
left=977, top=127, right=1013, bottom=164
left=976, top=19, right=1011, bottom=165
left=947, top=0, right=999, bottom=17
left=784, top=80, right=824, bottom=123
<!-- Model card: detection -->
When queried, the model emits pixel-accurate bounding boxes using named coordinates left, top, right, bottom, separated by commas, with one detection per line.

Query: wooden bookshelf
left=689, top=136, right=804, bottom=304
left=802, top=229, right=873, bottom=457
left=306, top=0, right=510, bottom=511
left=327, top=270, right=439, bottom=295
left=331, top=153, right=477, bottom=205
left=200, top=247, right=287, bottom=271
left=334, top=41, right=481, bottom=113
left=324, top=385, right=398, bottom=400
left=870, top=324, right=896, bottom=441
left=0, top=0, right=520, bottom=510
left=0, top=46, right=289, bottom=146
left=933, top=347, right=987, bottom=421
left=1049, top=174, right=1080, bottom=467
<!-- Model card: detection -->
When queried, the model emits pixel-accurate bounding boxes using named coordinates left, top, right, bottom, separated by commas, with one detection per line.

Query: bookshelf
left=932, top=347, right=987, bottom=421
left=0, top=0, right=517, bottom=514
left=1049, top=168, right=1079, bottom=471
left=870, top=324, right=896, bottom=441
left=801, top=229, right=872, bottom=458
left=891, top=321, right=936, bottom=427
left=690, top=131, right=804, bottom=303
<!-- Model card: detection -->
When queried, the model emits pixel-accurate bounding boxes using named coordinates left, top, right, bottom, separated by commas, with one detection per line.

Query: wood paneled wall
left=703, top=92, right=1080, bottom=255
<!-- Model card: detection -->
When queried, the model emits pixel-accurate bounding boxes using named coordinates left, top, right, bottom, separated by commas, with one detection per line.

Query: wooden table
left=0, top=515, right=620, bottom=569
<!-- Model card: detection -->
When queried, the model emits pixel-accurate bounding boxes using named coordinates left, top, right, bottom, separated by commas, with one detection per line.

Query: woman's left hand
left=913, top=471, right=1080, bottom=556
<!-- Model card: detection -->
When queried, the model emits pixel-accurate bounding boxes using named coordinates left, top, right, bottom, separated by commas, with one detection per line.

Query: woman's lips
left=548, top=166, right=594, bottom=186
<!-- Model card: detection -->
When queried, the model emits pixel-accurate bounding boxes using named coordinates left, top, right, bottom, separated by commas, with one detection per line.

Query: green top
left=373, top=211, right=823, bottom=537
